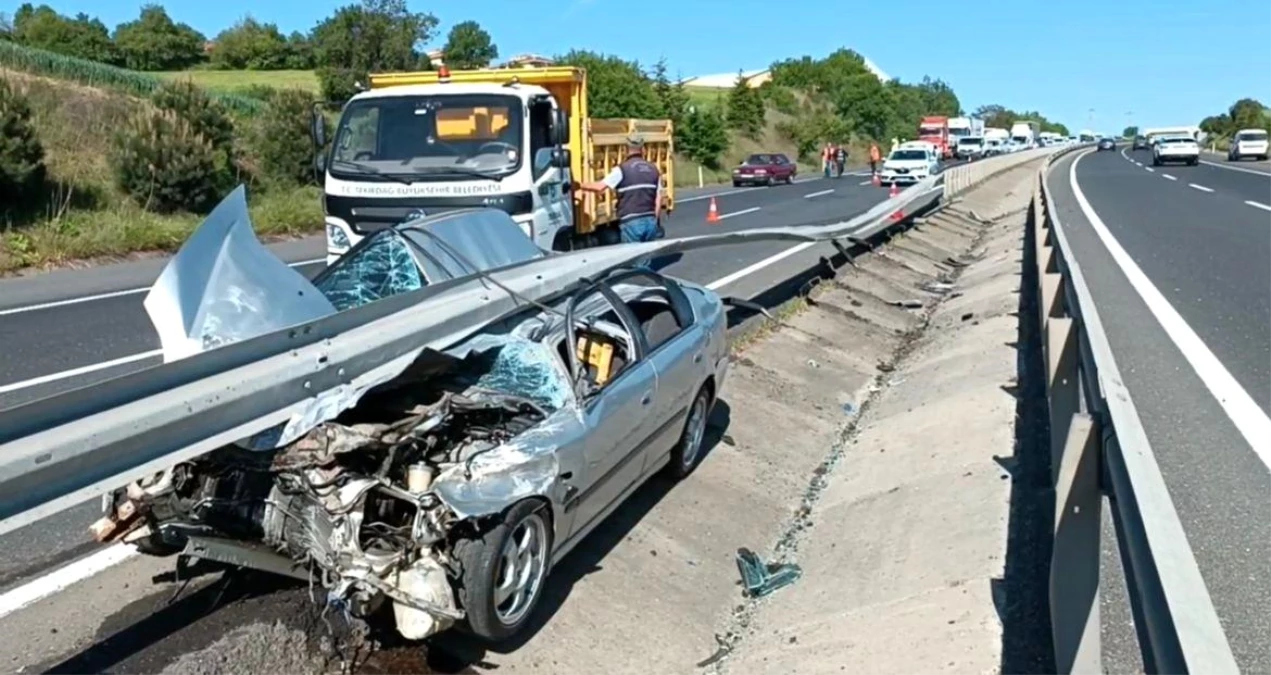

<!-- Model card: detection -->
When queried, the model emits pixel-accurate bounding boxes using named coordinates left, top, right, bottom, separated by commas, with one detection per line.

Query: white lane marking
left=676, top=175, right=824, bottom=204
left=0, top=544, right=138, bottom=620
left=858, top=180, right=873, bottom=186
left=804, top=189, right=834, bottom=199
left=1144, top=167, right=1155, bottom=173
left=706, top=242, right=816, bottom=290
left=717, top=207, right=761, bottom=220
left=1245, top=200, right=1271, bottom=212
left=1135, top=162, right=1144, bottom=167
left=1188, top=183, right=1213, bottom=193
left=1070, top=153, right=1271, bottom=463
left=1162, top=174, right=1177, bottom=181
left=1200, top=159, right=1271, bottom=176
left=0, top=350, right=162, bottom=395
left=0, top=258, right=327, bottom=317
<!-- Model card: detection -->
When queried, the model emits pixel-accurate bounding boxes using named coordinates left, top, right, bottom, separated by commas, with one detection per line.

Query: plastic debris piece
left=735, top=547, right=802, bottom=599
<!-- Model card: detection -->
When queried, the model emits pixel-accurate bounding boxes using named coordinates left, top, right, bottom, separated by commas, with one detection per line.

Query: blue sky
left=35, top=0, right=1271, bottom=132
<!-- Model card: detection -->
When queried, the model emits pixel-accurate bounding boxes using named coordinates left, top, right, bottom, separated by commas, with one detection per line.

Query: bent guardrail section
left=1031, top=151, right=1238, bottom=674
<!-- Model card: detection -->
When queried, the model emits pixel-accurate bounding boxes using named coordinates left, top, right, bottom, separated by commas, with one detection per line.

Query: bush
left=0, top=78, right=46, bottom=214
left=110, top=108, right=221, bottom=213
left=316, top=66, right=366, bottom=104
left=250, top=88, right=316, bottom=187
left=150, top=79, right=235, bottom=155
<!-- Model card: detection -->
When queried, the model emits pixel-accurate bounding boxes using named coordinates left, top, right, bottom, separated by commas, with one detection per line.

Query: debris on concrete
left=735, top=548, right=802, bottom=599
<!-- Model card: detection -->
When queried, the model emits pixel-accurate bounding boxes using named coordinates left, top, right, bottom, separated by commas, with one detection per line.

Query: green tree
left=725, top=71, right=765, bottom=139
left=113, top=5, right=206, bottom=71
left=250, top=89, right=316, bottom=186
left=650, top=58, right=689, bottom=125
left=311, top=0, right=438, bottom=101
left=441, top=20, right=497, bottom=69
left=553, top=50, right=660, bottom=118
left=211, top=17, right=289, bottom=70
left=1122, top=125, right=1139, bottom=138
left=12, top=4, right=119, bottom=64
left=110, top=109, right=221, bottom=213
left=678, top=106, right=728, bottom=168
left=149, top=79, right=236, bottom=186
left=0, top=78, right=46, bottom=216
left=283, top=31, right=314, bottom=70
left=915, top=76, right=960, bottom=117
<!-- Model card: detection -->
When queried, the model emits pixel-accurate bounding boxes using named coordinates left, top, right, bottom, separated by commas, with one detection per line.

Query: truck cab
left=918, top=116, right=952, bottom=160
left=312, top=66, right=674, bottom=265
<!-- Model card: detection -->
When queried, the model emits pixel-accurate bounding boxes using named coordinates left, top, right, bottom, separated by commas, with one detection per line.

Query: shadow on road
left=991, top=198, right=1057, bottom=674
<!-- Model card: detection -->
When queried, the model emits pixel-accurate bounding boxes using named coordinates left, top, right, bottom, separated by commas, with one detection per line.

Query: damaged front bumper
left=93, top=332, right=578, bottom=640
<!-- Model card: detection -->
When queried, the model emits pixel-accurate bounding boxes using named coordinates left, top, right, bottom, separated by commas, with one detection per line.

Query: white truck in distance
left=947, top=117, right=983, bottom=149
left=1010, top=121, right=1039, bottom=148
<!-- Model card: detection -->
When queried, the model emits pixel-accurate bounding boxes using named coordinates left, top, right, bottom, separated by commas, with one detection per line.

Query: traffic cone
left=888, top=182, right=899, bottom=199
left=706, top=197, right=720, bottom=224
left=872, top=172, right=881, bottom=187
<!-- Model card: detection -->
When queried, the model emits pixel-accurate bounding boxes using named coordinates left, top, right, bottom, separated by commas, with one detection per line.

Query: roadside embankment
left=714, top=160, right=1049, bottom=674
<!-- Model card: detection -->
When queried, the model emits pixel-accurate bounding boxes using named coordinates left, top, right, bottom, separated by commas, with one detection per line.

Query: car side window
left=557, top=290, right=640, bottom=398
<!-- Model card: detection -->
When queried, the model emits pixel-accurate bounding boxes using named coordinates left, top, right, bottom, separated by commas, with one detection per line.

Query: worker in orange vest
left=869, top=142, right=882, bottom=175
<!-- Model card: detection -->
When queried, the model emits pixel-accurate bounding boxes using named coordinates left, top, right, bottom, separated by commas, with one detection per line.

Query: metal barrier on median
left=1031, top=150, right=1239, bottom=674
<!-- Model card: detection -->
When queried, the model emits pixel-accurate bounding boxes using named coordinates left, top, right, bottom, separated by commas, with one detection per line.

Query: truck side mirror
left=310, top=105, right=327, bottom=149
left=552, top=147, right=571, bottom=169
left=551, top=109, right=570, bottom=145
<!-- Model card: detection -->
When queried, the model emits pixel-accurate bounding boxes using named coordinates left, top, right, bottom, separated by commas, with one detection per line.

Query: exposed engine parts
left=93, top=352, right=554, bottom=640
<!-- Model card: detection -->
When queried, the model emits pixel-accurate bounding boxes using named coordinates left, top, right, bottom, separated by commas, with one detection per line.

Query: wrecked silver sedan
left=93, top=191, right=729, bottom=643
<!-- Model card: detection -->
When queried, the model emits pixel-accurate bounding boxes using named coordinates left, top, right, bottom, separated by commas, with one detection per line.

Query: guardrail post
left=1046, top=317, right=1079, bottom=476
left=1051, top=412, right=1103, bottom=674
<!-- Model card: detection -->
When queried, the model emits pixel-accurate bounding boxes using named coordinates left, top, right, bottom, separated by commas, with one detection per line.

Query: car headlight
left=326, top=223, right=351, bottom=249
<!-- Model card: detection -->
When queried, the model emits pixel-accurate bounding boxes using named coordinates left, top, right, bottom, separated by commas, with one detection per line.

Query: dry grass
left=0, top=70, right=320, bottom=274
left=155, top=69, right=320, bottom=94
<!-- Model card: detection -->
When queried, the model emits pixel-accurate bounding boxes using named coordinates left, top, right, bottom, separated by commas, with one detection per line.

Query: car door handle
left=693, top=352, right=703, bottom=364
left=641, top=393, right=652, bottom=405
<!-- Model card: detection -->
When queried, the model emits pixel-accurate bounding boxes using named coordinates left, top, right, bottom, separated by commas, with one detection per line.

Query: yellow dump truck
left=314, top=65, right=675, bottom=261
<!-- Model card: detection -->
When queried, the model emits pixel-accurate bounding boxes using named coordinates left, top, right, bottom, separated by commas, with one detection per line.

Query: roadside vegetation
left=1198, top=98, right=1271, bottom=150
left=0, top=0, right=1069, bottom=273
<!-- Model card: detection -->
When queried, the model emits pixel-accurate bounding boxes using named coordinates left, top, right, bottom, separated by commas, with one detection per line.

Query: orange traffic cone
left=888, top=182, right=899, bottom=199
left=706, top=197, right=721, bottom=224
left=872, top=172, right=881, bottom=187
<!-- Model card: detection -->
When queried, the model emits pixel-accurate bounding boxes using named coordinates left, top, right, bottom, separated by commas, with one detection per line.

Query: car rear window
left=1161, top=137, right=1195, bottom=144
left=1238, top=131, right=1268, bottom=141
left=746, top=154, right=774, bottom=164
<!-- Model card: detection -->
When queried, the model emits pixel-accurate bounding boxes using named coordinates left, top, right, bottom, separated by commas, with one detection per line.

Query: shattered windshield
left=314, top=231, right=425, bottom=311
left=330, top=93, right=524, bottom=181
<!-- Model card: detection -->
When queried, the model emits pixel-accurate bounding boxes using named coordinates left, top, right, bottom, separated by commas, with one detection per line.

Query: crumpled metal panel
left=397, top=209, right=545, bottom=283
left=315, top=231, right=424, bottom=312
left=431, top=413, right=572, bottom=519
left=143, top=186, right=337, bottom=363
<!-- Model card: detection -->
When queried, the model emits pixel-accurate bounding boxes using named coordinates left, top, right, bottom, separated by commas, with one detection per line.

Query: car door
left=561, top=288, right=659, bottom=542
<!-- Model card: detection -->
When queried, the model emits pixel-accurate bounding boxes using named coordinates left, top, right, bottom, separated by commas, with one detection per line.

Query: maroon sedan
left=732, top=153, right=797, bottom=187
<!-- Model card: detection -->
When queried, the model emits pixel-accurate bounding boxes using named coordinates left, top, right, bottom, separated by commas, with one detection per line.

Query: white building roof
left=680, top=56, right=891, bottom=88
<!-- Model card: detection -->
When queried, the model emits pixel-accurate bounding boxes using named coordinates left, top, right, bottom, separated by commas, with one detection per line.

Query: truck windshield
left=330, top=93, right=524, bottom=181
left=958, top=137, right=983, bottom=145
left=1238, top=131, right=1268, bottom=141
left=918, top=126, right=943, bottom=136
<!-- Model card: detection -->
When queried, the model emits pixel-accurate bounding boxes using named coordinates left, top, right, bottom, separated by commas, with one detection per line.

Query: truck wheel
left=453, top=499, right=554, bottom=643
left=552, top=229, right=575, bottom=252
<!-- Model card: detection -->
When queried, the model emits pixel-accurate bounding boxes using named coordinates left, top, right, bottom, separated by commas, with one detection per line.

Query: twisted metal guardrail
left=1031, top=149, right=1238, bottom=673
left=0, top=145, right=1074, bottom=536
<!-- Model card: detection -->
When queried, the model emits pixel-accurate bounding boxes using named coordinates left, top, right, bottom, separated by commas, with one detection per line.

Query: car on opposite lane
left=1227, top=129, right=1269, bottom=161
left=1153, top=136, right=1200, bottom=166
left=732, top=153, right=797, bottom=187
left=1096, top=137, right=1116, bottom=152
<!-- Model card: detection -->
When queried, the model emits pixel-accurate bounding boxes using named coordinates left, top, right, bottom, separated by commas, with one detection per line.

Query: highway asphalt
left=1047, top=147, right=1270, bottom=672
left=0, top=167, right=904, bottom=593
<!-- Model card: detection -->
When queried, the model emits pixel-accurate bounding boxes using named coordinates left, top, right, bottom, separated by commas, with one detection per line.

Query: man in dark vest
left=575, top=135, right=665, bottom=243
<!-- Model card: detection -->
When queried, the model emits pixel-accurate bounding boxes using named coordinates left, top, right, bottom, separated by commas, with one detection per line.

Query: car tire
left=1260, top=155, right=1268, bottom=161
left=453, top=499, right=553, bottom=643
left=732, top=181, right=742, bottom=188
left=766, top=176, right=775, bottom=187
left=664, top=384, right=713, bottom=480
left=1189, top=158, right=1198, bottom=166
